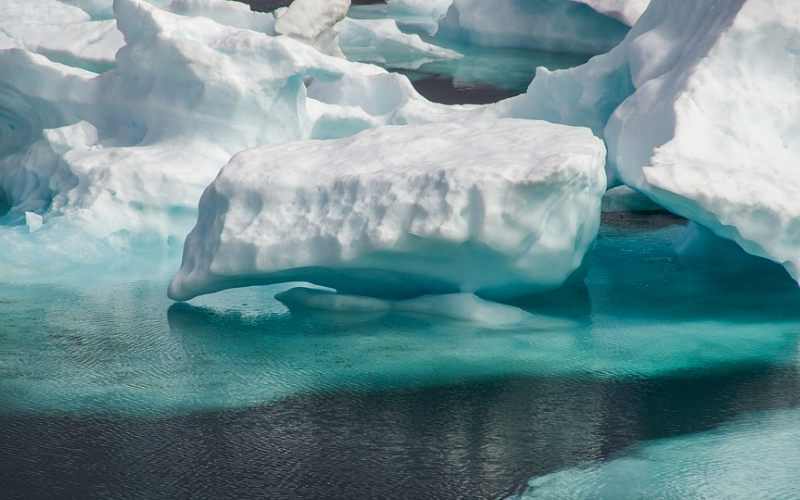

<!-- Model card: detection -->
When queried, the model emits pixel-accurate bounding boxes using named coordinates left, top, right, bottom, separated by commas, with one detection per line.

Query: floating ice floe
left=168, top=119, right=606, bottom=301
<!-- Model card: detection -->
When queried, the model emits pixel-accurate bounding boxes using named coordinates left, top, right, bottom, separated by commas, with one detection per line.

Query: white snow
left=437, top=0, right=631, bottom=55
left=0, top=0, right=445, bottom=273
left=604, top=0, right=800, bottom=283
left=168, top=119, right=606, bottom=301
left=274, top=0, right=351, bottom=56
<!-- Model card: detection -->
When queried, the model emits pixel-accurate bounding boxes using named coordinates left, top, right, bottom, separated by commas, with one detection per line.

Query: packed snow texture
left=487, top=0, right=800, bottom=284
left=168, top=119, right=607, bottom=301
left=437, top=0, right=631, bottom=55
left=606, top=0, right=800, bottom=283
left=0, top=0, right=446, bottom=273
left=274, top=0, right=351, bottom=56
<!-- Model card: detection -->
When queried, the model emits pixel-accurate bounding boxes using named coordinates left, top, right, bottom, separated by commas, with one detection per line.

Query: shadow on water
left=2, top=363, right=799, bottom=500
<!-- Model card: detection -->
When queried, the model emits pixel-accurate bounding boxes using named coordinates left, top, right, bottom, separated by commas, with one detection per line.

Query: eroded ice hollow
left=168, top=119, right=606, bottom=302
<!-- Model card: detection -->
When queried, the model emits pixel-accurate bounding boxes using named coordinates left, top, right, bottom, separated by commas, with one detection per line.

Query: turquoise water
left=2, top=206, right=799, bottom=497
left=344, top=4, right=592, bottom=103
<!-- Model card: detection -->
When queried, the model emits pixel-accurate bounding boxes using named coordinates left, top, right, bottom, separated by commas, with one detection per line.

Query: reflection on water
left=2, top=364, right=799, bottom=500
left=1, top=210, right=800, bottom=498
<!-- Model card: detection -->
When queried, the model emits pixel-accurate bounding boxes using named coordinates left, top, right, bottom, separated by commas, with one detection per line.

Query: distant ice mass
left=437, top=0, right=631, bottom=55
left=168, top=119, right=606, bottom=301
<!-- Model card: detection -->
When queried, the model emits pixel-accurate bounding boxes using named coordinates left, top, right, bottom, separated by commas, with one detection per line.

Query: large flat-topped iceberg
left=169, top=119, right=606, bottom=301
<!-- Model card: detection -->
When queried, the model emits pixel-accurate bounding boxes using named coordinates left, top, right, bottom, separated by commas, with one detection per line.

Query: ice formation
left=168, top=119, right=606, bottom=301
left=487, top=0, right=800, bottom=284
left=338, top=17, right=462, bottom=70
left=274, top=0, right=351, bottom=56
left=0, top=0, right=444, bottom=273
left=573, top=0, right=650, bottom=27
left=436, top=0, right=631, bottom=55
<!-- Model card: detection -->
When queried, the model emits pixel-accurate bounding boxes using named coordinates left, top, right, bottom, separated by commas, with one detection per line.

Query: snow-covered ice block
left=274, top=0, right=351, bottom=56
left=169, top=119, right=606, bottom=301
left=0, top=0, right=452, bottom=275
left=603, top=0, right=800, bottom=283
left=437, top=0, right=630, bottom=55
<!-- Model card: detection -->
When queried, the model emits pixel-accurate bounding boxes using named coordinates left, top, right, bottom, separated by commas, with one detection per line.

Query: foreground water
left=2, top=203, right=800, bottom=498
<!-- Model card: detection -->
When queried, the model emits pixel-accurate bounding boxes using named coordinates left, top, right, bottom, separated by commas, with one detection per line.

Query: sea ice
left=0, top=0, right=444, bottom=272
left=274, top=0, right=351, bottom=56
left=168, top=119, right=606, bottom=301
left=338, top=17, right=462, bottom=70
left=437, top=0, right=631, bottom=55
left=487, top=0, right=800, bottom=284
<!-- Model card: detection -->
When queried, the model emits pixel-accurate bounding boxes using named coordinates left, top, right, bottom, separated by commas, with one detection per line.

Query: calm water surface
left=2, top=206, right=800, bottom=499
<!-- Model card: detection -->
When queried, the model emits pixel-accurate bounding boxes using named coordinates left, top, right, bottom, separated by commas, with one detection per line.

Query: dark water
left=3, top=364, right=799, bottom=500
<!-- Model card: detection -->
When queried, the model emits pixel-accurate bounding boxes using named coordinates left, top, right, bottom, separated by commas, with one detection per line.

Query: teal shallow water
left=2, top=210, right=800, bottom=498
left=1, top=211, right=798, bottom=418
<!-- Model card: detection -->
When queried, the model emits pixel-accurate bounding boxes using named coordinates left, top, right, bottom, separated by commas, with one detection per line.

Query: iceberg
left=0, top=0, right=444, bottom=273
left=605, top=0, right=800, bottom=283
left=338, top=17, right=462, bottom=70
left=168, top=119, right=606, bottom=301
left=486, top=0, right=800, bottom=285
left=436, top=0, right=631, bottom=55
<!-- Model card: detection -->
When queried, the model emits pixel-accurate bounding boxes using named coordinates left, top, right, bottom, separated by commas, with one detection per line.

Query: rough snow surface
left=604, top=0, right=800, bottom=283
left=274, top=0, right=351, bottom=56
left=437, top=0, right=630, bottom=55
left=168, top=119, right=606, bottom=301
left=0, top=0, right=445, bottom=273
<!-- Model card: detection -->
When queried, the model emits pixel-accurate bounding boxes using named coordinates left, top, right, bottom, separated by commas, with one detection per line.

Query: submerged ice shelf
left=3, top=206, right=799, bottom=417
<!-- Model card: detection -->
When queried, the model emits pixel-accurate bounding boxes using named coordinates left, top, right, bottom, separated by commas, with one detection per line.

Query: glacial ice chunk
left=274, top=0, right=351, bottom=56
left=437, top=0, right=630, bottom=55
left=169, top=119, right=607, bottom=301
left=604, top=0, right=800, bottom=283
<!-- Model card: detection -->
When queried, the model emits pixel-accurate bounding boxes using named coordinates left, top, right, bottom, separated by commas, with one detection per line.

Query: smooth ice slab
left=169, top=119, right=606, bottom=301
